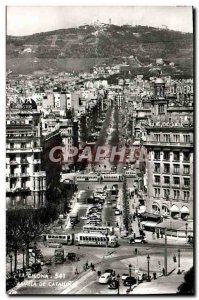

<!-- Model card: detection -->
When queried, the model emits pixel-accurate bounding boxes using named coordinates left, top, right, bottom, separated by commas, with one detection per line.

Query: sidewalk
left=130, top=273, right=184, bottom=294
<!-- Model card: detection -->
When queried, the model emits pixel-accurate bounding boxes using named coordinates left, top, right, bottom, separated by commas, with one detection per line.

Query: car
left=130, top=237, right=147, bottom=244
left=123, top=276, right=136, bottom=286
left=80, top=216, right=88, bottom=220
left=108, top=280, right=119, bottom=289
left=104, top=269, right=114, bottom=275
left=115, top=209, right=121, bottom=216
left=31, top=263, right=42, bottom=274
left=99, top=273, right=112, bottom=284
left=122, top=273, right=129, bottom=281
left=44, top=258, right=52, bottom=265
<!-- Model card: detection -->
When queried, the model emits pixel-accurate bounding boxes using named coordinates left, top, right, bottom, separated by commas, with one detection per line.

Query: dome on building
left=155, top=77, right=165, bottom=84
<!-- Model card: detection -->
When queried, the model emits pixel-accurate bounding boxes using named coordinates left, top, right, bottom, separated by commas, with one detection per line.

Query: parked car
left=99, top=273, right=112, bottom=284
left=104, top=269, right=114, bottom=275
left=123, top=276, right=136, bottom=286
left=108, top=280, right=119, bottom=289
left=114, top=209, right=121, bottom=216
left=122, top=273, right=129, bottom=281
left=31, top=263, right=42, bottom=274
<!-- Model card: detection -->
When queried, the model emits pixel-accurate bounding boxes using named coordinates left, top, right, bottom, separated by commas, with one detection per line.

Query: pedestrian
left=75, top=267, right=78, bottom=275
left=162, top=268, right=165, bottom=276
left=153, top=272, right=156, bottom=280
left=97, top=270, right=101, bottom=277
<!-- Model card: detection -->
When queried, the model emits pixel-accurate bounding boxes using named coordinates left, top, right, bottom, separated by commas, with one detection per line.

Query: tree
left=177, top=266, right=194, bottom=295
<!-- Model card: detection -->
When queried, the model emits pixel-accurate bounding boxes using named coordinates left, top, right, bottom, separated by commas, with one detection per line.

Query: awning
left=180, top=206, right=190, bottom=214
left=170, top=205, right=180, bottom=213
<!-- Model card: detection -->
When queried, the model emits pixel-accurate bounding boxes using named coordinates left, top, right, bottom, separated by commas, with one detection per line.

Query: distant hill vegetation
left=6, top=24, right=193, bottom=76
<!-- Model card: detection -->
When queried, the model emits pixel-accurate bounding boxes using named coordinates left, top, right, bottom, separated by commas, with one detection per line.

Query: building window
left=183, top=152, right=190, bottom=162
left=164, top=164, right=170, bottom=173
left=154, top=151, right=160, bottom=160
left=164, top=176, right=170, bottom=184
left=154, top=188, right=160, bottom=197
left=10, top=143, right=14, bottom=149
left=184, top=178, right=190, bottom=187
left=183, top=165, right=190, bottom=175
left=183, top=191, right=190, bottom=201
left=173, top=164, right=180, bottom=174
left=21, top=143, right=26, bottom=149
left=173, top=152, right=180, bottom=161
left=173, top=177, right=180, bottom=185
left=163, top=134, right=171, bottom=143
left=154, top=163, right=160, bottom=173
left=163, top=189, right=170, bottom=198
left=154, top=175, right=160, bottom=183
left=173, top=134, right=180, bottom=143
left=158, top=104, right=164, bottom=114
left=183, top=135, right=190, bottom=143
left=154, top=134, right=160, bottom=141
left=174, top=190, right=180, bottom=199
left=163, top=151, right=170, bottom=160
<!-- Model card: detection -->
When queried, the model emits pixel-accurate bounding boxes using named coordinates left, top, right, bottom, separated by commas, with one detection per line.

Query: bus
left=125, top=170, right=136, bottom=178
left=76, top=175, right=99, bottom=182
left=44, top=234, right=73, bottom=245
left=74, top=233, right=118, bottom=248
left=83, top=225, right=114, bottom=235
left=101, top=174, right=123, bottom=182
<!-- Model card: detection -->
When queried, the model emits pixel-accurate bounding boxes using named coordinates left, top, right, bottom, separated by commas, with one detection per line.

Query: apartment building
left=6, top=103, right=46, bottom=210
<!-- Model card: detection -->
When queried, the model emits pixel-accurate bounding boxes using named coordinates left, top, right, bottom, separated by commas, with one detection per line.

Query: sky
left=7, top=6, right=193, bottom=36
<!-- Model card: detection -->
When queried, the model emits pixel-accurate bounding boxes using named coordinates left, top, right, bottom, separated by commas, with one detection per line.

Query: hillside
left=6, top=24, right=193, bottom=76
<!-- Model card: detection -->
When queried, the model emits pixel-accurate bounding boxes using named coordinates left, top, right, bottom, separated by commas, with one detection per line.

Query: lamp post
left=105, top=229, right=108, bottom=256
left=22, top=248, right=25, bottom=271
left=129, top=264, right=132, bottom=290
left=147, top=255, right=151, bottom=281
left=34, top=241, right=37, bottom=264
left=177, top=249, right=181, bottom=274
left=9, top=254, right=13, bottom=276
left=185, top=222, right=188, bottom=242
left=117, top=274, right=120, bottom=295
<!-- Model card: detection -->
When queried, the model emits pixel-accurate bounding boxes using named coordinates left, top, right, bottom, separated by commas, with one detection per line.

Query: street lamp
left=129, top=264, right=132, bottom=290
left=185, top=222, right=188, bottom=242
left=147, top=255, right=151, bottom=282
left=117, top=274, right=120, bottom=295
left=9, top=254, right=13, bottom=276
left=128, top=264, right=132, bottom=277
left=177, top=249, right=181, bottom=274
left=34, top=241, right=37, bottom=264
left=105, top=229, right=108, bottom=256
left=22, top=248, right=25, bottom=271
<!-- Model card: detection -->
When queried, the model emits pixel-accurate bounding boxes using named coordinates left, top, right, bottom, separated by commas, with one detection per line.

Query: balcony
left=183, top=185, right=190, bottom=190
left=18, top=187, right=31, bottom=192
left=33, top=159, right=41, bottom=164
left=172, top=184, right=180, bottom=188
left=20, top=173, right=30, bottom=177
left=173, top=171, right=180, bottom=175
left=21, top=159, right=29, bottom=164
left=10, top=173, right=19, bottom=178
left=162, top=183, right=170, bottom=187
left=153, top=182, right=161, bottom=187
left=10, top=160, right=18, bottom=165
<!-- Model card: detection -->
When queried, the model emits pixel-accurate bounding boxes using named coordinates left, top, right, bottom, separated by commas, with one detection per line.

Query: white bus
left=125, top=170, right=136, bottom=178
left=83, top=225, right=114, bottom=235
left=101, top=174, right=123, bottom=182
left=43, top=234, right=73, bottom=245
left=75, top=233, right=118, bottom=248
